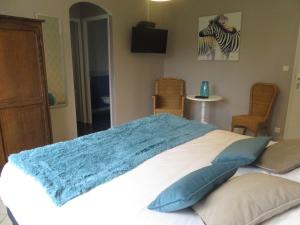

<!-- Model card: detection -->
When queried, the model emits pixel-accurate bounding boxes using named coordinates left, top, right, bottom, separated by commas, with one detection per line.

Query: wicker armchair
left=152, top=78, right=185, bottom=117
left=231, top=83, right=279, bottom=136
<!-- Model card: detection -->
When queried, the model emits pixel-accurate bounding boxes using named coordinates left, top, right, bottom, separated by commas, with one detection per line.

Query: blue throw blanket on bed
left=9, top=114, right=216, bottom=206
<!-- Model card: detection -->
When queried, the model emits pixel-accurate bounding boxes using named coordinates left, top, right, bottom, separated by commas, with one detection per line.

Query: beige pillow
left=193, top=173, right=300, bottom=225
left=255, top=140, right=300, bottom=174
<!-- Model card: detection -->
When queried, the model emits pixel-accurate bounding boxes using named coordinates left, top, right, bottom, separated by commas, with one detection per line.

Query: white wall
left=0, top=0, right=164, bottom=142
left=3, top=0, right=295, bottom=141
left=152, top=0, right=300, bottom=138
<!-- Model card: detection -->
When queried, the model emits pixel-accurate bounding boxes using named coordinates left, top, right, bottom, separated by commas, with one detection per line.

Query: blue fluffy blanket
left=9, top=114, right=216, bottom=206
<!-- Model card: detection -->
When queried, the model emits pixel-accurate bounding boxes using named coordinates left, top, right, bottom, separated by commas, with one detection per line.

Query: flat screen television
left=131, top=27, right=168, bottom=53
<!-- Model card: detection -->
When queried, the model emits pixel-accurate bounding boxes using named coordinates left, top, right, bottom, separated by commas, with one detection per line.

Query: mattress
left=1, top=130, right=300, bottom=225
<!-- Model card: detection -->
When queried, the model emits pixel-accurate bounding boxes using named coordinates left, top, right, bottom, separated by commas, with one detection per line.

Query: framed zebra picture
left=198, top=12, right=242, bottom=61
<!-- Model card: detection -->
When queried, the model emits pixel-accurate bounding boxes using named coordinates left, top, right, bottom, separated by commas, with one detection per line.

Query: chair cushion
left=212, top=137, right=271, bottom=166
left=193, top=173, right=300, bottom=225
left=232, top=114, right=265, bottom=122
left=147, top=162, right=238, bottom=212
left=155, top=108, right=183, bottom=116
left=232, top=115, right=265, bottom=131
left=254, top=140, right=300, bottom=174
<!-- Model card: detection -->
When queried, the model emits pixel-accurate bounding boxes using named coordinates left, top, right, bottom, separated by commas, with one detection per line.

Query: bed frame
left=1, top=167, right=18, bottom=225
left=7, top=208, right=19, bottom=225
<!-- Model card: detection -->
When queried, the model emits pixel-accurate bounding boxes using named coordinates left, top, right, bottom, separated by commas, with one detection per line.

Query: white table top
left=186, top=95, right=223, bottom=102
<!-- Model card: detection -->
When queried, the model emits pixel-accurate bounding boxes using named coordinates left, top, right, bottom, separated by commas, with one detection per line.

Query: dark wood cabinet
left=0, top=15, right=52, bottom=166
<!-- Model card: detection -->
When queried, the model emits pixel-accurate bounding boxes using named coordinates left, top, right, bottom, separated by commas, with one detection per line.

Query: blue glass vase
left=48, top=92, right=56, bottom=106
left=200, top=81, right=210, bottom=98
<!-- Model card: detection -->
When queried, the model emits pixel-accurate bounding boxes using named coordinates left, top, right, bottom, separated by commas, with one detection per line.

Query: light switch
left=282, top=65, right=290, bottom=72
left=274, top=127, right=281, bottom=133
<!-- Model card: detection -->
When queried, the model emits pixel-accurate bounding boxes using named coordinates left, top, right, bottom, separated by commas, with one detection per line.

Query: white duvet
left=0, top=130, right=300, bottom=225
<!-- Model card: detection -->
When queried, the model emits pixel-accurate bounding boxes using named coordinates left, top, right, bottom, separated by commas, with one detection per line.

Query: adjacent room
left=70, top=2, right=112, bottom=136
left=0, top=0, right=300, bottom=225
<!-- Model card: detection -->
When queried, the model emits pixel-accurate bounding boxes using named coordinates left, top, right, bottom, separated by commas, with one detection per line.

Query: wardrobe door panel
left=0, top=15, right=52, bottom=162
left=0, top=30, right=43, bottom=103
left=0, top=105, right=48, bottom=155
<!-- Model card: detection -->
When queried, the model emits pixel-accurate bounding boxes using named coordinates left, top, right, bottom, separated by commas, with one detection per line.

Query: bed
left=0, top=115, right=300, bottom=225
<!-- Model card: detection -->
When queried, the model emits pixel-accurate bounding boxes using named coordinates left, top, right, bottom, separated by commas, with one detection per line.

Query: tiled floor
left=77, top=110, right=111, bottom=136
left=0, top=198, right=12, bottom=225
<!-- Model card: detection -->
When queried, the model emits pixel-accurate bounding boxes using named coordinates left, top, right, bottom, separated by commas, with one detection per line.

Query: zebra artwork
left=198, top=12, right=242, bottom=61
left=198, top=36, right=217, bottom=60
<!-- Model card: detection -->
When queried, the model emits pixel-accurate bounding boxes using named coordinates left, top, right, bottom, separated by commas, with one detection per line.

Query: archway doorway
left=69, top=2, right=112, bottom=136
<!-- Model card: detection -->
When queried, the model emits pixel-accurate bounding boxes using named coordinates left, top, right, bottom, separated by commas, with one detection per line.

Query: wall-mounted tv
left=131, top=27, right=168, bottom=53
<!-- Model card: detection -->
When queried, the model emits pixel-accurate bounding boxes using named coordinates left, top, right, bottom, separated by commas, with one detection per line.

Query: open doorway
left=69, top=2, right=112, bottom=136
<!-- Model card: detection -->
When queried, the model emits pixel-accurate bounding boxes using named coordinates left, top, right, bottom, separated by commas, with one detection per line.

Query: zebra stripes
left=198, top=37, right=215, bottom=56
left=215, top=27, right=240, bottom=57
left=199, top=17, right=240, bottom=59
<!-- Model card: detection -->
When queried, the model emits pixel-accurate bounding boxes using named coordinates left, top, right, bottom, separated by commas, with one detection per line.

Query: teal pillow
left=148, top=163, right=238, bottom=212
left=212, top=137, right=271, bottom=166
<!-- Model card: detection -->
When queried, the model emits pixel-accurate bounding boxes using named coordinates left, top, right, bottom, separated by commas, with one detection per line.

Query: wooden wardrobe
left=0, top=15, right=52, bottom=166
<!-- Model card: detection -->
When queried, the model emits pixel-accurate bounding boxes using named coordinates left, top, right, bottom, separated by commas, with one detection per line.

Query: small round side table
left=186, top=95, right=223, bottom=124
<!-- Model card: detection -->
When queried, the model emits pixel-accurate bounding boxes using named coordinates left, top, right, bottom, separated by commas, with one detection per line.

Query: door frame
left=284, top=23, right=300, bottom=138
left=70, top=18, right=88, bottom=123
left=82, top=14, right=113, bottom=126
